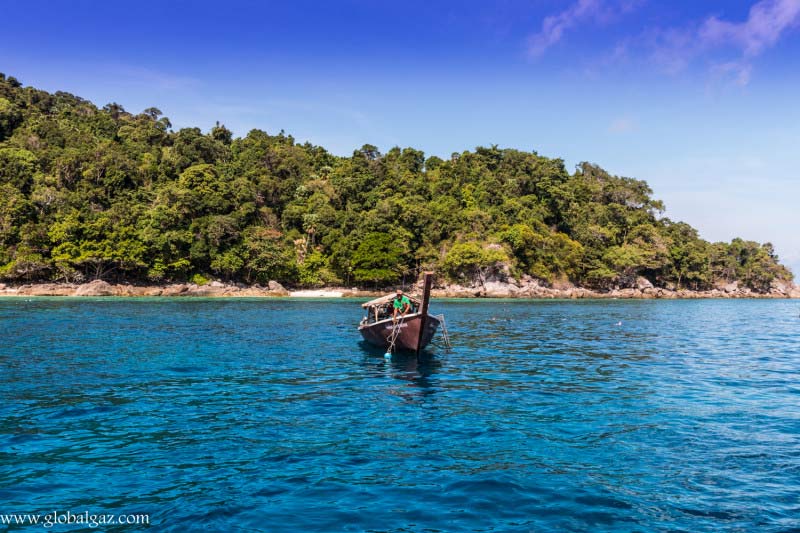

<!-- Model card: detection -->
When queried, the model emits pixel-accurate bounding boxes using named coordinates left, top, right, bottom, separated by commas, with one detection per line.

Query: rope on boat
left=385, top=314, right=406, bottom=356
left=434, top=313, right=452, bottom=349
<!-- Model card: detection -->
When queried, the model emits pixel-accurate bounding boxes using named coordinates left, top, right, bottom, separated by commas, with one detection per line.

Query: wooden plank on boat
left=416, top=272, right=433, bottom=358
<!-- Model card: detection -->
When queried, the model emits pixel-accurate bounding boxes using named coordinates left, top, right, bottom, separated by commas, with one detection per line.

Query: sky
left=2, top=0, right=799, bottom=275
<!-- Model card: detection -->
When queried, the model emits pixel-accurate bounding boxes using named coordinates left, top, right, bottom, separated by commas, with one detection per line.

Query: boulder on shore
left=770, top=280, right=792, bottom=295
left=482, top=280, right=520, bottom=297
left=723, top=281, right=739, bottom=293
left=161, top=284, right=190, bottom=296
left=184, top=283, right=227, bottom=296
left=18, top=283, right=76, bottom=296
left=74, top=280, right=114, bottom=296
left=268, top=280, right=289, bottom=295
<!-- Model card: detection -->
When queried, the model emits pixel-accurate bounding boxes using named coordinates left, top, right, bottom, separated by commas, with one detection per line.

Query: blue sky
left=2, top=0, right=799, bottom=274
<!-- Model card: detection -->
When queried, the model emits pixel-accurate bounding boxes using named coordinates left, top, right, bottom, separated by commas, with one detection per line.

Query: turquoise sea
left=1, top=298, right=799, bottom=532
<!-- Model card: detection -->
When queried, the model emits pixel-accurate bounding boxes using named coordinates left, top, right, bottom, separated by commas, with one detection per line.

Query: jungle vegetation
left=0, top=73, right=793, bottom=291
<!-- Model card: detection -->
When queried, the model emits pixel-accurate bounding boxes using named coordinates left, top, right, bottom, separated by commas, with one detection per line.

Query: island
left=0, top=73, right=796, bottom=299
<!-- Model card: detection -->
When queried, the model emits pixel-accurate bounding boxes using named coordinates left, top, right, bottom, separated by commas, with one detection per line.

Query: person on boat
left=393, top=289, right=412, bottom=319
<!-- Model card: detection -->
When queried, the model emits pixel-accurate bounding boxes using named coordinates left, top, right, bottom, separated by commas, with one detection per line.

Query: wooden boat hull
left=358, top=313, right=440, bottom=352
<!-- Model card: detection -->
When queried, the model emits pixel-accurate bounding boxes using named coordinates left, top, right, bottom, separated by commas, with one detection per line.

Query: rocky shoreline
left=433, top=276, right=800, bottom=299
left=1, top=276, right=798, bottom=299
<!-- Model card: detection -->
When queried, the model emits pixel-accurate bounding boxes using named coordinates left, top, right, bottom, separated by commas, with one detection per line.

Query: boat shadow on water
left=357, top=341, right=443, bottom=399
left=357, top=340, right=440, bottom=364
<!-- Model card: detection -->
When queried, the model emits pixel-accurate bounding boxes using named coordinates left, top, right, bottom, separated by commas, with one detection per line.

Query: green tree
left=241, top=227, right=298, bottom=284
left=0, top=73, right=793, bottom=292
left=352, top=232, right=409, bottom=285
left=442, top=242, right=509, bottom=286
left=0, top=97, right=22, bottom=141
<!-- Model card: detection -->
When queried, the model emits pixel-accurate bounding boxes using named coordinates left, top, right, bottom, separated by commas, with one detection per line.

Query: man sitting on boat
left=393, top=289, right=412, bottom=319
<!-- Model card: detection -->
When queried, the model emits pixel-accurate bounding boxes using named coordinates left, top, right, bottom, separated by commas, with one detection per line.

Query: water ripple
left=1, top=298, right=800, bottom=531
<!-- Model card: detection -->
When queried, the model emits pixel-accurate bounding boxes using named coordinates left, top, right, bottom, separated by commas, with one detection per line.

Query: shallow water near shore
left=1, top=298, right=799, bottom=532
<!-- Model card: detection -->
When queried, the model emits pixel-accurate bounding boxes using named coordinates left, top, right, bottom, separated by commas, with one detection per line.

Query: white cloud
left=527, top=0, right=643, bottom=58
left=699, top=0, right=800, bottom=57
left=646, top=26, right=698, bottom=75
left=647, top=0, right=800, bottom=83
left=710, top=61, right=753, bottom=86
left=528, top=0, right=605, bottom=58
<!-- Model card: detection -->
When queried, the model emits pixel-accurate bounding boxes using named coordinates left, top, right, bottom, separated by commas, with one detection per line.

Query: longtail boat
left=358, top=272, right=442, bottom=355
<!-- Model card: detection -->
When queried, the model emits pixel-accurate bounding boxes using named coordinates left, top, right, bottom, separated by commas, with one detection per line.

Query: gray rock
left=74, top=280, right=114, bottom=296
left=185, top=284, right=226, bottom=296
left=635, top=276, right=654, bottom=290
left=228, top=287, right=258, bottom=297
left=18, top=283, right=76, bottom=296
left=138, top=287, right=163, bottom=296
left=161, top=284, right=190, bottom=296
left=482, top=280, right=519, bottom=297
left=770, top=280, right=791, bottom=295
left=268, top=280, right=285, bottom=292
left=723, top=281, right=739, bottom=293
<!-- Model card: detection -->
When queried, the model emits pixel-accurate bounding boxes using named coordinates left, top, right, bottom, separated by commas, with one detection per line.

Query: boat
left=358, top=272, right=443, bottom=354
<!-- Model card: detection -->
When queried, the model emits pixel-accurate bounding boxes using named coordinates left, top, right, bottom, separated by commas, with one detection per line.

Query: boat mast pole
left=416, top=272, right=433, bottom=359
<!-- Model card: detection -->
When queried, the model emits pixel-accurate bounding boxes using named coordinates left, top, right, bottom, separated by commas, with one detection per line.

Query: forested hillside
left=0, top=73, right=793, bottom=291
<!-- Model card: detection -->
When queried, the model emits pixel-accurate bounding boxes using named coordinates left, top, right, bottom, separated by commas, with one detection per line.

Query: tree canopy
left=0, top=73, right=793, bottom=291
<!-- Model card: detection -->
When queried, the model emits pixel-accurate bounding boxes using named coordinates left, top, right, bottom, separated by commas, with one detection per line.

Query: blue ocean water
left=1, top=298, right=799, bottom=532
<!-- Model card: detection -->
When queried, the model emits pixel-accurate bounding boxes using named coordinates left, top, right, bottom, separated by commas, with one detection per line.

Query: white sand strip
left=289, top=290, right=344, bottom=297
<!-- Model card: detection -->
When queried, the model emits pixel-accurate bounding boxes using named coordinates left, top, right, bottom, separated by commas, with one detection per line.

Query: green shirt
left=393, top=295, right=411, bottom=309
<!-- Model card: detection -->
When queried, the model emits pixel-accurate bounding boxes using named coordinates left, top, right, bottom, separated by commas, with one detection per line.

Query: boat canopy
left=361, top=293, right=422, bottom=308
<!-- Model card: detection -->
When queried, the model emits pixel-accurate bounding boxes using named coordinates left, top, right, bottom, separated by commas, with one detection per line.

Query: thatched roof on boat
left=361, top=293, right=421, bottom=308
